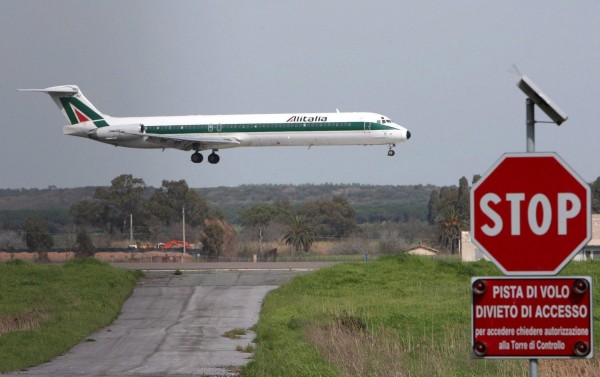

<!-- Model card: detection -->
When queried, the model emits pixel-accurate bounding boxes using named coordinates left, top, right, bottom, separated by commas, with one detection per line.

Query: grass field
left=242, top=255, right=600, bottom=377
left=0, top=259, right=142, bottom=373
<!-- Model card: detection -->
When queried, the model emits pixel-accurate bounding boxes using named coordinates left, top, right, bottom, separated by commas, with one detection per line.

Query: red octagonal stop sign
left=471, top=152, right=591, bottom=275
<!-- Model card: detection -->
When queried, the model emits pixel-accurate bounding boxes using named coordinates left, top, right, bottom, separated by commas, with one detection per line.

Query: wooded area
left=2, top=175, right=600, bottom=258
left=0, top=180, right=435, bottom=230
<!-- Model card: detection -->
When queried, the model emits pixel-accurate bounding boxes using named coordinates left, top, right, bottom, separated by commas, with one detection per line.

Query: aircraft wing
left=119, top=130, right=240, bottom=151
left=142, top=133, right=241, bottom=151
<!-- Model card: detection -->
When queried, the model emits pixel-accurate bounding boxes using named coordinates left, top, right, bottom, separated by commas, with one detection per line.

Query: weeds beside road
left=243, top=255, right=600, bottom=377
left=0, top=259, right=141, bottom=373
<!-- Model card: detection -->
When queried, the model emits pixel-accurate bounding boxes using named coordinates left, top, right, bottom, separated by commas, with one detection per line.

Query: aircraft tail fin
left=17, top=85, right=109, bottom=127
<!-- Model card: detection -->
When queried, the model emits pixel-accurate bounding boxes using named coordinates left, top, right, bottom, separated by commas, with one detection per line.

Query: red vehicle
left=158, top=240, right=192, bottom=250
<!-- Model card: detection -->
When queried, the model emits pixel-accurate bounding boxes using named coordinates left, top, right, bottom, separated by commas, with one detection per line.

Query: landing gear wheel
left=387, top=149, right=395, bottom=157
left=208, top=153, right=220, bottom=164
left=191, top=152, right=203, bottom=163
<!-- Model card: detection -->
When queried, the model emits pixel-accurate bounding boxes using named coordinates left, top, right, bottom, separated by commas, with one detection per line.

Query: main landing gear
left=387, top=144, right=396, bottom=157
left=191, top=150, right=220, bottom=164
left=191, top=152, right=203, bottom=163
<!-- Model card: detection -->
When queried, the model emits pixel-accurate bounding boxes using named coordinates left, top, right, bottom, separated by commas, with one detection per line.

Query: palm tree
left=282, top=216, right=314, bottom=254
left=436, top=207, right=468, bottom=254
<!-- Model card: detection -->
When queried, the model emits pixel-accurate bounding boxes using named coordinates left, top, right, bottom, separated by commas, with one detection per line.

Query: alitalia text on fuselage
left=286, top=115, right=328, bottom=122
left=19, top=85, right=411, bottom=164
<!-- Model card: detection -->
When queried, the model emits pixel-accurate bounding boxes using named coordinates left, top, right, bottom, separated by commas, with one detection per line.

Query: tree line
left=14, top=174, right=362, bottom=257
left=426, top=176, right=479, bottom=254
left=238, top=196, right=359, bottom=255
left=428, top=175, right=600, bottom=254
left=8, top=174, right=600, bottom=256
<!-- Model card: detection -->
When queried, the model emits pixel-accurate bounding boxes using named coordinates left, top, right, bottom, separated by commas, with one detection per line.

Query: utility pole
left=129, top=214, right=133, bottom=243
left=182, top=206, right=186, bottom=255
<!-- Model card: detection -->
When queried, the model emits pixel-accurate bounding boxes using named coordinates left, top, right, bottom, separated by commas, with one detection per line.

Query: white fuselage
left=23, top=84, right=411, bottom=162
left=65, top=112, right=411, bottom=151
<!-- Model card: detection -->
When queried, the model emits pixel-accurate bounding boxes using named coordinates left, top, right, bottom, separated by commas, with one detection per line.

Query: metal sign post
left=526, top=98, right=535, bottom=153
left=521, top=75, right=568, bottom=377
left=526, top=96, right=537, bottom=376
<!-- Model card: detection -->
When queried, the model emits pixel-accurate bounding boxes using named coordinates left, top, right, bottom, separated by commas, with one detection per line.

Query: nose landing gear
left=387, top=144, right=396, bottom=157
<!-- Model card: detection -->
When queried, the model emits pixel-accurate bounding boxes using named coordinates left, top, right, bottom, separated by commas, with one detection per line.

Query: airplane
left=19, top=85, right=411, bottom=164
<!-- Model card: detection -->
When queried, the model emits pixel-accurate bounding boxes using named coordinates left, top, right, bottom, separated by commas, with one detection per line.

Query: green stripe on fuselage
left=145, top=121, right=393, bottom=135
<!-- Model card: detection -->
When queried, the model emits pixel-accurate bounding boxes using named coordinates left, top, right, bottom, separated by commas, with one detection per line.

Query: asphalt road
left=110, top=261, right=339, bottom=271
left=5, top=268, right=312, bottom=377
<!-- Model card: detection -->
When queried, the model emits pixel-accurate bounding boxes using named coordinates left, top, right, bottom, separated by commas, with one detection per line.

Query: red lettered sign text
left=471, top=277, right=593, bottom=358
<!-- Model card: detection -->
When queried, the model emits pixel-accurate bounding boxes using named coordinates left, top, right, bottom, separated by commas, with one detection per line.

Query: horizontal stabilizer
left=17, top=85, right=108, bottom=126
left=17, top=85, right=79, bottom=95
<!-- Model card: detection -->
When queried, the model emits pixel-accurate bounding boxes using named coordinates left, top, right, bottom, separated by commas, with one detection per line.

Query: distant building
left=403, top=245, right=439, bottom=256
left=460, top=231, right=486, bottom=262
left=580, top=214, right=600, bottom=260
left=460, top=214, right=600, bottom=262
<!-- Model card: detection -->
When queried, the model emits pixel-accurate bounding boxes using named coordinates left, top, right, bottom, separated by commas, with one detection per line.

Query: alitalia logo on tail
left=60, top=97, right=108, bottom=127
left=287, top=115, right=328, bottom=122
left=72, top=104, right=90, bottom=123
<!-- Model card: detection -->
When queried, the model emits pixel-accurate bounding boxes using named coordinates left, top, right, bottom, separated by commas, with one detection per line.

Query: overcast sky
left=2, top=1, right=599, bottom=189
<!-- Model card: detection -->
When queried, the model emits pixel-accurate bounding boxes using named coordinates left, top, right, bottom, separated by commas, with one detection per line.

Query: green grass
left=242, top=255, right=600, bottom=377
left=236, top=343, right=256, bottom=353
left=0, top=259, right=142, bottom=373
left=223, top=327, right=248, bottom=339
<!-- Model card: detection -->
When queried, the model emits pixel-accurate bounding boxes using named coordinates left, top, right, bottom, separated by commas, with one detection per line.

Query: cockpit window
left=378, top=117, right=393, bottom=124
